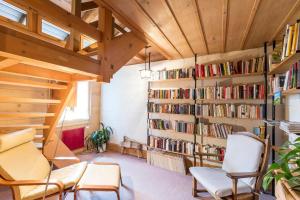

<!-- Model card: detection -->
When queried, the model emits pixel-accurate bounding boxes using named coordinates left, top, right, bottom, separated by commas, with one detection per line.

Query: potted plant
left=263, top=137, right=300, bottom=192
left=85, top=122, right=113, bottom=153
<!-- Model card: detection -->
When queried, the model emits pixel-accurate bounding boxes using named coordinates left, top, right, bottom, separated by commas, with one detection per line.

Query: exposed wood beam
left=16, top=0, right=101, bottom=41
left=94, top=0, right=172, bottom=60
left=78, top=42, right=99, bottom=56
left=222, top=0, right=229, bottom=52
left=0, top=124, right=49, bottom=130
left=0, top=76, right=67, bottom=90
left=0, top=112, right=55, bottom=118
left=89, top=20, right=98, bottom=27
left=0, top=64, right=95, bottom=82
left=81, top=1, right=98, bottom=11
left=133, top=0, right=182, bottom=58
left=165, top=0, right=194, bottom=55
left=240, top=0, right=261, bottom=49
left=194, top=0, right=209, bottom=54
left=270, top=0, right=300, bottom=41
left=113, top=22, right=127, bottom=34
left=0, top=96, right=61, bottom=104
left=0, top=57, right=19, bottom=69
left=134, top=53, right=146, bottom=61
left=0, top=25, right=101, bottom=76
left=71, top=0, right=82, bottom=52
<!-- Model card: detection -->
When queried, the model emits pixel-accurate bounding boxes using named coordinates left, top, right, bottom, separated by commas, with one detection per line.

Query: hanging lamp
left=139, top=46, right=152, bottom=79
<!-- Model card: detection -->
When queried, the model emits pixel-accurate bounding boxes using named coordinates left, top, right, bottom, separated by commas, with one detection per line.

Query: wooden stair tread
left=0, top=76, right=67, bottom=90
left=0, top=96, right=61, bottom=104
left=0, top=112, right=55, bottom=118
left=0, top=124, right=50, bottom=129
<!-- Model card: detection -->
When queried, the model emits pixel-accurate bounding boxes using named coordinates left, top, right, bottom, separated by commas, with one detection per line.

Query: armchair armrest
left=50, top=157, right=80, bottom=162
left=92, top=161, right=120, bottom=166
left=226, top=172, right=261, bottom=179
left=197, top=152, right=220, bottom=157
left=0, top=178, right=64, bottom=191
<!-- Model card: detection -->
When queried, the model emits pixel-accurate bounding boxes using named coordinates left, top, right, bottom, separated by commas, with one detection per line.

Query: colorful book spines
left=148, top=103, right=195, bottom=115
left=283, top=60, right=300, bottom=90
left=149, top=119, right=172, bottom=130
left=195, top=57, right=264, bottom=78
left=152, top=67, right=195, bottom=80
left=196, top=103, right=264, bottom=119
left=175, top=121, right=194, bottom=134
left=282, top=20, right=300, bottom=60
left=198, top=122, right=232, bottom=139
left=202, top=144, right=226, bottom=161
left=149, top=88, right=195, bottom=99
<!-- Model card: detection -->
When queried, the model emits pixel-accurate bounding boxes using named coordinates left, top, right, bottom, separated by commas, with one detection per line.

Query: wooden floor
left=0, top=151, right=275, bottom=200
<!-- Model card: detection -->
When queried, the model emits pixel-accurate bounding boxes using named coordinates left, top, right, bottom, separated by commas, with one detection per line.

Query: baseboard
left=107, top=142, right=147, bottom=159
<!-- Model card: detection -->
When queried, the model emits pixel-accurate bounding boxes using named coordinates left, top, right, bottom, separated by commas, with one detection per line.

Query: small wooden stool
left=120, top=136, right=143, bottom=158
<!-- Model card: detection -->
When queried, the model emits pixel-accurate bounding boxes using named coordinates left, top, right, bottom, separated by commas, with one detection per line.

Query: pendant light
left=139, top=46, right=152, bottom=79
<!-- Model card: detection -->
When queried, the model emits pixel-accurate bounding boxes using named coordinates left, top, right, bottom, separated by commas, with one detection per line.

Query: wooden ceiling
left=51, top=0, right=300, bottom=65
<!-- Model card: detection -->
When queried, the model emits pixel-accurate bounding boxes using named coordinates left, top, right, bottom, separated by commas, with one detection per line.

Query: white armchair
left=190, top=133, right=270, bottom=200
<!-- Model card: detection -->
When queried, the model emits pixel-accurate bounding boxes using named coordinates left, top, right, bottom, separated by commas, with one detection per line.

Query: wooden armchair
left=0, top=128, right=122, bottom=200
left=190, top=132, right=270, bottom=200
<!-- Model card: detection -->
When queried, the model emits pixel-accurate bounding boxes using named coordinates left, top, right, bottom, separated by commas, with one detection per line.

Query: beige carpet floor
left=0, top=151, right=275, bottom=200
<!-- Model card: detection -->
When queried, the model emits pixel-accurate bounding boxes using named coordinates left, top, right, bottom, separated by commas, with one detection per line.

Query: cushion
left=222, top=134, right=264, bottom=188
left=0, top=142, right=50, bottom=199
left=78, top=163, right=120, bottom=188
left=23, top=161, right=88, bottom=200
left=0, top=128, right=35, bottom=152
left=190, top=167, right=252, bottom=198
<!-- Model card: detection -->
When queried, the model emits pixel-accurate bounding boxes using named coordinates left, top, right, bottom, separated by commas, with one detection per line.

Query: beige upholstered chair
left=190, top=133, right=270, bottom=200
left=0, top=128, right=122, bottom=200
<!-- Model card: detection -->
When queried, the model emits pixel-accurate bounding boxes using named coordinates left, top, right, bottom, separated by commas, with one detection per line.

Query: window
left=41, top=19, right=70, bottom=41
left=60, top=81, right=90, bottom=124
left=81, top=35, right=97, bottom=49
left=0, top=0, right=27, bottom=25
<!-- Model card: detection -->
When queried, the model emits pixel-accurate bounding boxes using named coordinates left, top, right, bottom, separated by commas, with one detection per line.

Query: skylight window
left=0, top=0, right=27, bottom=25
left=82, top=35, right=97, bottom=49
left=41, top=19, right=70, bottom=41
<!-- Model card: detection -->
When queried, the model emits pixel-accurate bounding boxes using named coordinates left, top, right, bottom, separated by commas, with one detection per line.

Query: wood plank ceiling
left=51, top=0, right=300, bottom=65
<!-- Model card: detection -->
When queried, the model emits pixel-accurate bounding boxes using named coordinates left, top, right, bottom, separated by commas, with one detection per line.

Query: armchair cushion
left=22, top=161, right=87, bottom=200
left=190, top=167, right=252, bottom=198
left=222, top=134, right=264, bottom=188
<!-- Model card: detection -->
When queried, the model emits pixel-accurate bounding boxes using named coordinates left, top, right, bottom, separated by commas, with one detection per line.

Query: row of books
left=152, top=67, right=194, bottom=80
left=195, top=57, right=264, bottom=78
left=149, top=135, right=200, bottom=155
left=281, top=20, right=300, bottom=60
left=175, top=121, right=194, bottom=134
left=149, top=89, right=195, bottom=99
left=196, top=104, right=265, bottom=119
left=196, top=83, right=265, bottom=100
left=253, top=126, right=266, bottom=139
left=149, top=119, right=172, bottom=130
left=283, top=61, right=300, bottom=90
left=268, top=74, right=285, bottom=94
left=198, top=122, right=233, bottom=139
left=148, top=103, right=195, bottom=115
left=201, top=144, right=226, bottom=161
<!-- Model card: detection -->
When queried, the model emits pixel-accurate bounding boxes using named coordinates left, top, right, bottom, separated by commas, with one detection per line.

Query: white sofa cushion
left=222, top=134, right=264, bottom=187
left=190, top=167, right=252, bottom=198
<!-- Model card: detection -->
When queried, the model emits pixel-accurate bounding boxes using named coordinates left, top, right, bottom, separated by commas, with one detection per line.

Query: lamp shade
left=139, top=69, right=152, bottom=79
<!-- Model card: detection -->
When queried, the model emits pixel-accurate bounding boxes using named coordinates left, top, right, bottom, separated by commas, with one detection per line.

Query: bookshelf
left=269, top=52, right=300, bottom=74
left=147, top=53, right=267, bottom=167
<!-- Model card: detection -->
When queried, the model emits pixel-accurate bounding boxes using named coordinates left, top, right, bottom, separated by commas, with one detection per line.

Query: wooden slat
left=0, top=112, right=55, bottom=118
left=0, top=96, right=61, bottom=104
left=81, top=1, right=98, bottom=11
left=16, top=0, right=101, bottom=41
left=269, top=52, right=300, bottom=74
left=0, top=124, right=49, bottom=129
left=0, top=76, right=67, bottom=90
left=0, top=57, right=19, bottom=69
left=222, top=0, right=229, bottom=53
left=0, top=25, right=101, bottom=77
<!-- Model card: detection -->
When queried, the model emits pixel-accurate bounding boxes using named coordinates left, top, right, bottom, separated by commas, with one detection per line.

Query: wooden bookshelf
left=282, top=88, right=300, bottom=96
left=203, top=135, right=227, bottom=140
left=150, top=78, right=193, bottom=82
left=149, top=128, right=194, bottom=136
left=197, top=99, right=264, bottom=104
left=197, top=72, right=263, bottom=80
left=147, top=146, right=194, bottom=157
left=197, top=115, right=263, bottom=121
left=269, top=52, right=300, bottom=75
left=149, top=112, right=194, bottom=117
left=149, top=98, right=195, bottom=104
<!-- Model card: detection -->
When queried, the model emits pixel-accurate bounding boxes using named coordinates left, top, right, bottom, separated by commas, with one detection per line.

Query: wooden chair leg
left=192, top=177, right=197, bottom=197
left=232, top=178, right=238, bottom=200
left=74, top=189, right=77, bottom=200
left=115, top=190, right=120, bottom=200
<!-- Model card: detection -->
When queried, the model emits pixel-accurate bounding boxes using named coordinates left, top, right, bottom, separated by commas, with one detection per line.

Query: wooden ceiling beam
left=16, top=0, right=101, bottom=41
left=270, top=0, right=300, bottom=42
left=165, top=0, right=194, bottom=55
left=222, top=0, right=229, bottom=52
left=0, top=25, right=101, bottom=76
left=133, top=0, right=182, bottom=58
left=94, top=0, right=172, bottom=60
left=134, top=53, right=146, bottom=61
left=113, top=22, right=127, bottom=34
left=194, top=0, right=209, bottom=54
left=240, top=0, right=261, bottom=49
left=0, top=57, right=19, bottom=70
left=81, top=1, right=98, bottom=11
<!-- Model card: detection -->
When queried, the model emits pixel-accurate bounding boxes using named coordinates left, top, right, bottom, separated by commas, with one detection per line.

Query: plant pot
left=99, top=143, right=107, bottom=153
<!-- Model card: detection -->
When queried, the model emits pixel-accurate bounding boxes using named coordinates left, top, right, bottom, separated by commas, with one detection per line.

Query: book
left=152, top=67, right=194, bottom=80
left=198, top=122, right=232, bottom=139
left=149, top=119, right=172, bottom=130
left=149, top=88, right=195, bottom=99
left=148, top=103, right=195, bottom=115
left=282, top=61, right=300, bottom=91
left=253, top=126, right=265, bottom=139
left=202, top=144, right=226, bottom=161
left=273, top=91, right=282, bottom=105
left=281, top=20, right=300, bottom=61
